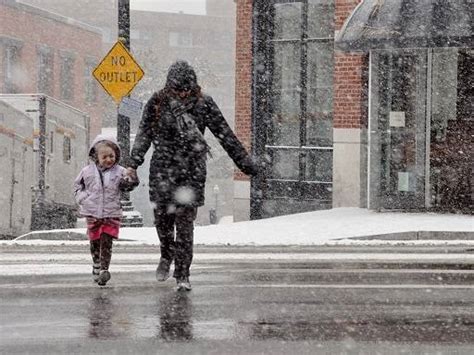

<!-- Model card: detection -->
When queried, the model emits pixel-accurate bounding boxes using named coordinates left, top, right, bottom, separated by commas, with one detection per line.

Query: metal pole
left=31, top=95, right=47, bottom=230
left=38, top=95, right=46, bottom=206
left=250, top=1, right=262, bottom=220
left=118, top=0, right=130, bottom=200
left=118, top=0, right=130, bottom=50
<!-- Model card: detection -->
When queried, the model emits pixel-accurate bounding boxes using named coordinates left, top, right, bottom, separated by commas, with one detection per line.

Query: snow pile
left=5, top=208, right=473, bottom=246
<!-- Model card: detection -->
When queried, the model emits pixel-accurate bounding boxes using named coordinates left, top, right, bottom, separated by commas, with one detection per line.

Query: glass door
left=430, top=48, right=473, bottom=213
left=369, top=49, right=428, bottom=210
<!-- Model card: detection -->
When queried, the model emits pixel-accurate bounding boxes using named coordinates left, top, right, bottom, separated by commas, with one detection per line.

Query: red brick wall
left=234, top=0, right=367, bottom=174
left=234, top=0, right=253, bottom=181
left=0, top=3, right=104, bottom=137
left=334, top=0, right=366, bottom=129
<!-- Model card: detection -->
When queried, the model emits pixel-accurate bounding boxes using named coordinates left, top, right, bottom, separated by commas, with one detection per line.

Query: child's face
left=97, top=145, right=116, bottom=169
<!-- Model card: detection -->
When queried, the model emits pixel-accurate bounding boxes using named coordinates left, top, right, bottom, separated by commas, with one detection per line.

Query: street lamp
left=213, top=184, right=220, bottom=210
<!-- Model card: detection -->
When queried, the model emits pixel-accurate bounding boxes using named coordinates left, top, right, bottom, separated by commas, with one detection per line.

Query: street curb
left=339, top=231, right=474, bottom=241
left=12, top=230, right=474, bottom=242
left=14, top=231, right=85, bottom=241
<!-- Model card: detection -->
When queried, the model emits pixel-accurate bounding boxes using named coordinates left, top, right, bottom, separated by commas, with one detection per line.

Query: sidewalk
left=5, top=207, right=473, bottom=247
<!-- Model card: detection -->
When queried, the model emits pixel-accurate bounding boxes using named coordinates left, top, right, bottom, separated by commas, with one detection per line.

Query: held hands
left=119, top=168, right=140, bottom=192
left=125, top=167, right=138, bottom=181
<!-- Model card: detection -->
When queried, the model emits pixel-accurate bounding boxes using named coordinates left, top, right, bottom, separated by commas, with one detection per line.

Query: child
left=74, top=134, right=138, bottom=286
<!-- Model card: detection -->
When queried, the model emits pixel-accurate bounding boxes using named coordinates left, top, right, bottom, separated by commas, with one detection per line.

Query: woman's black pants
left=154, top=205, right=197, bottom=278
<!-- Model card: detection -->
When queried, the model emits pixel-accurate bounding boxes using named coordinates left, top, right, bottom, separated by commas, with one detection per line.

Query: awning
left=335, top=0, right=474, bottom=52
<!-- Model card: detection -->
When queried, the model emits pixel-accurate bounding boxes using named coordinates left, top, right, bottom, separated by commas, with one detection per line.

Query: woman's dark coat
left=129, top=92, right=257, bottom=207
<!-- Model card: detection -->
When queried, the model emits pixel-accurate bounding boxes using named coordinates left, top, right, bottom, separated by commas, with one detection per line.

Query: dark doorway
left=430, top=49, right=473, bottom=213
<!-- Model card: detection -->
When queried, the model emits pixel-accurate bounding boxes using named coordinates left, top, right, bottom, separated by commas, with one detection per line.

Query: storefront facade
left=234, top=0, right=472, bottom=220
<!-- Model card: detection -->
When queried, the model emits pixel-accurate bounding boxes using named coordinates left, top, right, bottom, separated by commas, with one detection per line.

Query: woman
left=127, top=60, right=258, bottom=291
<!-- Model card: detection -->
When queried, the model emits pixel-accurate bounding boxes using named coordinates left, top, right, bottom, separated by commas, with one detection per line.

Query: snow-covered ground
left=4, top=208, right=473, bottom=247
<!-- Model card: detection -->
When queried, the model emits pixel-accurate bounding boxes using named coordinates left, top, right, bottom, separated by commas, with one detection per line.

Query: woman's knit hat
left=165, top=60, right=198, bottom=91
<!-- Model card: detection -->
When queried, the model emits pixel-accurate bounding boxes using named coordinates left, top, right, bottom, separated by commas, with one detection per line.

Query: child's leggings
left=90, top=233, right=113, bottom=271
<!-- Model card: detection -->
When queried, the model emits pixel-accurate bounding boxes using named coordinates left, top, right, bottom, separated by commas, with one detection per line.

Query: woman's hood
left=165, top=60, right=198, bottom=91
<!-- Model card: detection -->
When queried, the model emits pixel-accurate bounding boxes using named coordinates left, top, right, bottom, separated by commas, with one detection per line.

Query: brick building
left=0, top=0, right=105, bottom=137
left=235, top=0, right=472, bottom=220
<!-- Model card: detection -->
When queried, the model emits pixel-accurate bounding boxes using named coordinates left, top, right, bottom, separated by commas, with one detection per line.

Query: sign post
left=92, top=0, right=144, bottom=188
left=91, top=0, right=144, bottom=226
left=116, top=0, right=132, bottom=179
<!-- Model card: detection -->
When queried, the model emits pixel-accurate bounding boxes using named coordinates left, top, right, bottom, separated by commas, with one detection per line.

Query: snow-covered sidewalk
left=4, top=208, right=473, bottom=247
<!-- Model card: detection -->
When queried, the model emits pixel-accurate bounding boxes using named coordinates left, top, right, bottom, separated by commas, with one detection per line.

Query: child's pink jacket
left=73, top=134, right=126, bottom=219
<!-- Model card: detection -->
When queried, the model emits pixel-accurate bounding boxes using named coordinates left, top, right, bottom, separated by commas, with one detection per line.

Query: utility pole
left=117, top=0, right=130, bottom=196
left=116, top=0, right=143, bottom=227
left=30, top=96, right=47, bottom=230
left=37, top=95, right=47, bottom=207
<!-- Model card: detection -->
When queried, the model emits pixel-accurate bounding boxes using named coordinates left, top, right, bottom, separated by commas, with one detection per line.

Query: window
left=3, top=45, right=21, bottom=93
left=60, top=54, right=75, bottom=100
left=169, top=31, right=193, bottom=47
left=37, top=47, right=54, bottom=96
left=63, top=136, right=71, bottom=162
left=84, top=60, right=98, bottom=103
left=252, top=0, right=335, bottom=217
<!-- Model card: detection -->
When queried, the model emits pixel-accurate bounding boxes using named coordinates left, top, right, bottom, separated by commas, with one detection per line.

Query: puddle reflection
left=87, top=291, right=131, bottom=339
left=247, top=317, right=474, bottom=343
left=158, top=292, right=193, bottom=341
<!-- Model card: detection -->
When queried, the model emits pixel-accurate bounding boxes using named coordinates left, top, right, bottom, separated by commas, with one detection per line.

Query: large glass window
left=306, top=41, right=333, bottom=147
left=271, top=42, right=301, bottom=146
left=253, top=0, right=335, bottom=217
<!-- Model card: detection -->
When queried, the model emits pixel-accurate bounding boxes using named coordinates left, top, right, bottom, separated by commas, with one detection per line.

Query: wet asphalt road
left=1, top=245, right=474, bottom=354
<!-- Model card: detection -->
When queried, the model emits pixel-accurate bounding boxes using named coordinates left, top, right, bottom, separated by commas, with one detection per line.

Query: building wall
left=0, top=94, right=89, bottom=233
left=333, top=0, right=367, bottom=208
left=0, top=0, right=104, bottom=138
left=233, top=0, right=253, bottom=221
left=0, top=100, right=34, bottom=236
left=17, top=0, right=118, bottom=45
left=206, top=0, right=235, bottom=17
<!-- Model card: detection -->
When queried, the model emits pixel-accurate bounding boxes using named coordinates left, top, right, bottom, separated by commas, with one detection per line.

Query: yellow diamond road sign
left=93, top=40, right=144, bottom=104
